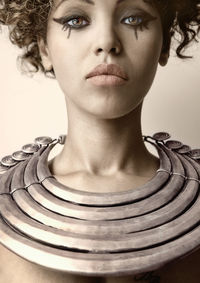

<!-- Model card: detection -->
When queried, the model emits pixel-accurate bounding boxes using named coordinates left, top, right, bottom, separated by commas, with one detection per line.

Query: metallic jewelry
left=0, top=132, right=200, bottom=276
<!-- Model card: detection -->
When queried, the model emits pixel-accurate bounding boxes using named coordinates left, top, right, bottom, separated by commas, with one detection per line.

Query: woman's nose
left=93, top=22, right=122, bottom=56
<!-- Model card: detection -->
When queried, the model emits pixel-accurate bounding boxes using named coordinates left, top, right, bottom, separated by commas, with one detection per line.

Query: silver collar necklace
left=0, top=132, right=200, bottom=276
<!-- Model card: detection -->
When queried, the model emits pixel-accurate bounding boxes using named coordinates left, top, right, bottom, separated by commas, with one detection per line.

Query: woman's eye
left=123, top=15, right=143, bottom=26
left=65, top=16, right=88, bottom=29
left=121, top=13, right=157, bottom=32
left=53, top=15, right=89, bottom=31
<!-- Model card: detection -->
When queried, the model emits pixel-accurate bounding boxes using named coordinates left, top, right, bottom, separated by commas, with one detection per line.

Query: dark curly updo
left=0, top=0, right=200, bottom=78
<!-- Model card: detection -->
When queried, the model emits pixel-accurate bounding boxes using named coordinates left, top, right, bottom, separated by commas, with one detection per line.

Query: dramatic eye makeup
left=53, top=0, right=157, bottom=39
left=121, top=12, right=157, bottom=39
left=53, top=12, right=90, bottom=38
left=53, top=10, right=157, bottom=39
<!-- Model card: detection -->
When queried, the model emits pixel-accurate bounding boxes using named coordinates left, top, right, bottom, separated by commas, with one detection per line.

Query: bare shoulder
left=0, top=243, right=23, bottom=266
left=0, top=243, right=38, bottom=283
left=0, top=244, right=13, bottom=282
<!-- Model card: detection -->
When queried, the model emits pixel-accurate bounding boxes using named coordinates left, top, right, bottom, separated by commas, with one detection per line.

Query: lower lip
left=86, top=75, right=127, bottom=86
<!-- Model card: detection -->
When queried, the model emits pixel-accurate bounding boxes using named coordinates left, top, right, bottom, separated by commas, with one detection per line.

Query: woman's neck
left=50, top=102, right=158, bottom=181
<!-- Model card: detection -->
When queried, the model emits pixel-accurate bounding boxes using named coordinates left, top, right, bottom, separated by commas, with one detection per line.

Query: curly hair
left=0, top=0, right=200, bottom=78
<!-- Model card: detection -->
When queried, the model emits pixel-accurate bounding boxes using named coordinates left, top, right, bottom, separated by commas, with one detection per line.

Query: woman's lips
left=86, top=63, right=128, bottom=86
left=87, top=75, right=127, bottom=86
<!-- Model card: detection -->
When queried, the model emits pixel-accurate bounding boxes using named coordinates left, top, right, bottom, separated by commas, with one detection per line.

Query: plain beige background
left=0, top=26, right=200, bottom=160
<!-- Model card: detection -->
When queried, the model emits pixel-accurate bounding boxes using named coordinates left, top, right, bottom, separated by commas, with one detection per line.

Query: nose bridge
left=93, top=14, right=122, bottom=55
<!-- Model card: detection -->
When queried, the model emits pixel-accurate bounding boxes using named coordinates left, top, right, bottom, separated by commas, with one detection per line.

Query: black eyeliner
left=53, top=12, right=157, bottom=40
left=53, top=17, right=72, bottom=37
left=130, top=14, right=157, bottom=40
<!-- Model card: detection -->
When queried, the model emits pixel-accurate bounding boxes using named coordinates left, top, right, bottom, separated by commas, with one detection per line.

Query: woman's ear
left=159, top=49, right=170, bottom=66
left=37, top=36, right=53, bottom=71
left=159, top=31, right=172, bottom=66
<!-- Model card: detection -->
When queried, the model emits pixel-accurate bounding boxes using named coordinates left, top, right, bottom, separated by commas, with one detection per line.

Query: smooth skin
left=2, top=0, right=200, bottom=282
left=39, top=0, right=168, bottom=193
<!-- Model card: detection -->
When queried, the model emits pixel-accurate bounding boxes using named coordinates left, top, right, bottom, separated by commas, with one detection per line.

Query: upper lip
left=86, top=63, right=129, bottom=80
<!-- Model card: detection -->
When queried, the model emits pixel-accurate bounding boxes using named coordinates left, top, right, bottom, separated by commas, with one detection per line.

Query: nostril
left=111, top=47, right=117, bottom=52
left=97, top=47, right=119, bottom=54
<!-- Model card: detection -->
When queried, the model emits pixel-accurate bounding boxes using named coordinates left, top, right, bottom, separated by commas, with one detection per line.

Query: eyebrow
left=55, top=0, right=153, bottom=10
left=55, top=0, right=94, bottom=10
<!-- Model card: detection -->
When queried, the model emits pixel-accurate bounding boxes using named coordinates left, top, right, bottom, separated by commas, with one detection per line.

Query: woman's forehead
left=53, top=0, right=154, bottom=9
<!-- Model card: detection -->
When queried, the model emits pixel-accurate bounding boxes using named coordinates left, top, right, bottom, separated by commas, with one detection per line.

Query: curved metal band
left=0, top=134, right=200, bottom=276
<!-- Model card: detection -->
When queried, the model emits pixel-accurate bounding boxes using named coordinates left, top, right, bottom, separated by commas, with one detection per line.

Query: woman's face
left=39, top=0, right=166, bottom=119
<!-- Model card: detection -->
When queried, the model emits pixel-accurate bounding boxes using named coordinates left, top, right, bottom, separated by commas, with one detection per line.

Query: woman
left=0, top=0, right=200, bottom=282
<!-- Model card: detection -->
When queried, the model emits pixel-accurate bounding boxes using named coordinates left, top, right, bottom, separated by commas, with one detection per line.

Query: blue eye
left=65, top=16, right=88, bottom=29
left=53, top=15, right=89, bottom=32
left=123, top=16, right=143, bottom=26
left=121, top=13, right=157, bottom=38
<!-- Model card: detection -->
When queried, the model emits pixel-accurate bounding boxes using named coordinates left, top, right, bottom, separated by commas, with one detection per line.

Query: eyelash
left=53, top=13, right=155, bottom=33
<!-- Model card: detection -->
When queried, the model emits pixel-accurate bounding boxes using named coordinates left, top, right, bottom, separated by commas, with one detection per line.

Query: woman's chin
left=84, top=104, right=141, bottom=120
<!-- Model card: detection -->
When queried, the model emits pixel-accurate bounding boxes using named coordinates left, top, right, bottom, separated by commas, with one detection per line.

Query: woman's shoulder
left=0, top=243, right=20, bottom=282
left=0, top=243, right=48, bottom=283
